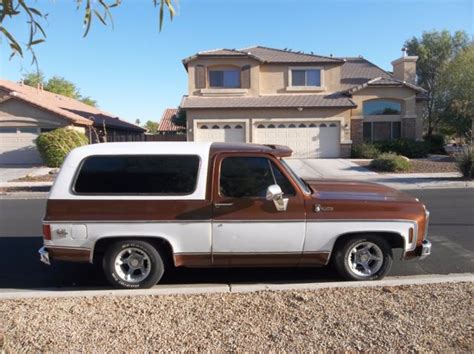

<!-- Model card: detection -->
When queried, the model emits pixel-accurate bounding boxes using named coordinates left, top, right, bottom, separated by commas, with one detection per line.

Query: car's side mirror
left=266, top=184, right=288, bottom=212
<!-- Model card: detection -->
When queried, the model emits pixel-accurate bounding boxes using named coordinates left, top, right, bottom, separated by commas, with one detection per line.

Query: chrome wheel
left=347, top=241, right=383, bottom=277
left=114, top=247, right=151, bottom=283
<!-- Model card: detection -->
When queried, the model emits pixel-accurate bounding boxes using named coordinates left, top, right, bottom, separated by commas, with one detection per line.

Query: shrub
left=369, top=152, right=411, bottom=172
left=374, top=139, right=430, bottom=158
left=36, top=128, right=89, bottom=167
left=424, top=134, right=446, bottom=154
left=455, top=147, right=474, bottom=178
left=351, top=143, right=381, bottom=159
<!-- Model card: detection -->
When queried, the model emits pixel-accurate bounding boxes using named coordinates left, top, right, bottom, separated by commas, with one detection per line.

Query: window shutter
left=241, top=65, right=251, bottom=89
left=195, top=65, right=206, bottom=89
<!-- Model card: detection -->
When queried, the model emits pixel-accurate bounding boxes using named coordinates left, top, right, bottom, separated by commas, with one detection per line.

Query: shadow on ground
left=1, top=236, right=341, bottom=290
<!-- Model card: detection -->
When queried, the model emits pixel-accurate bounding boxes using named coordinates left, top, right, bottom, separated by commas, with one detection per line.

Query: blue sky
left=0, top=0, right=472, bottom=124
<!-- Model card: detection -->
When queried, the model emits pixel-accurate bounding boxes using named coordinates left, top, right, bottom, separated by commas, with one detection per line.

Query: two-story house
left=180, top=46, right=426, bottom=158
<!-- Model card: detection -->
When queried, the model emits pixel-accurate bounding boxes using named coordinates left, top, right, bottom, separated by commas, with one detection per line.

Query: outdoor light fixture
left=297, top=107, right=304, bottom=112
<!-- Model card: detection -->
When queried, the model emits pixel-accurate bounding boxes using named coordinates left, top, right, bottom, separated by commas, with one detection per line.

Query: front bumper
left=419, top=239, right=432, bottom=260
left=39, top=246, right=50, bottom=265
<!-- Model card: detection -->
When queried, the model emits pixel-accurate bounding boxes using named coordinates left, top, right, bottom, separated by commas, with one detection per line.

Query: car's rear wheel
left=333, top=235, right=393, bottom=281
left=103, top=240, right=164, bottom=289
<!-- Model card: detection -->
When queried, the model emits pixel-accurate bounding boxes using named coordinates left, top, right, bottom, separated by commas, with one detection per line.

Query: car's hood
left=303, top=178, right=419, bottom=203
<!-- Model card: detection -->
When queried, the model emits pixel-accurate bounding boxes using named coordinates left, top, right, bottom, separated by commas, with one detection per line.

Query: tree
left=1, top=0, right=176, bottom=65
left=172, top=109, right=186, bottom=128
left=144, top=120, right=160, bottom=134
left=80, top=97, right=98, bottom=107
left=438, top=45, right=474, bottom=141
left=22, top=71, right=44, bottom=87
left=404, top=30, right=471, bottom=137
left=22, top=72, right=98, bottom=107
left=44, top=76, right=81, bottom=98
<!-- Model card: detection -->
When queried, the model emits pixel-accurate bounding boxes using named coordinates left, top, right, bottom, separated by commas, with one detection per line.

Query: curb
left=0, top=273, right=472, bottom=300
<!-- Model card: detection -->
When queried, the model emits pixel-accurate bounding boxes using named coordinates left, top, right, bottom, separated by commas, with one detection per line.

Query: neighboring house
left=0, top=79, right=145, bottom=164
left=157, top=108, right=185, bottom=134
left=181, top=46, right=427, bottom=158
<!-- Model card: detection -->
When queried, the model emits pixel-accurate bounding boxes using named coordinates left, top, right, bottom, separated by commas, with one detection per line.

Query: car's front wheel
left=333, top=235, right=393, bottom=281
left=103, top=240, right=164, bottom=289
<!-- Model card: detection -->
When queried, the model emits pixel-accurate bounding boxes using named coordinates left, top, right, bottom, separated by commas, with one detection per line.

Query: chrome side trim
left=43, top=219, right=305, bottom=223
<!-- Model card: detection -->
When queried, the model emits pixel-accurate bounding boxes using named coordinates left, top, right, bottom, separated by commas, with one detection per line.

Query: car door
left=211, top=153, right=306, bottom=266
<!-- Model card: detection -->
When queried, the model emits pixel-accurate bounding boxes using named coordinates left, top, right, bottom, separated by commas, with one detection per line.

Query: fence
left=144, top=134, right=187, bottom=142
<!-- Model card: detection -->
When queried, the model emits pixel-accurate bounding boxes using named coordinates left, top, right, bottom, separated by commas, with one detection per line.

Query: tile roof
left=181, top=94, right=356, bottom=109
left=243, top=46, right=344, bottom=64
left=0, top=79, right=145, bottom=132
left=158, top=108, right=185, bottom=132
left=183, top=46, right=343, bottom=66
left=338, top=57, right=392, bottom=90
left=344, top=76, right=426, bottom=94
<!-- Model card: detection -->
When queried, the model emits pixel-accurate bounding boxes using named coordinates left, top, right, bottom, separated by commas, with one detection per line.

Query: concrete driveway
left=0, top=165, right=51, bottom=183
left=285, top=158, right=377, bottom=179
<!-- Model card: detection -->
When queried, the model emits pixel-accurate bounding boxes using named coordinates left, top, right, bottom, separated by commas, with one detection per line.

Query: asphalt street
left=0, top=188, right=473, bottom=290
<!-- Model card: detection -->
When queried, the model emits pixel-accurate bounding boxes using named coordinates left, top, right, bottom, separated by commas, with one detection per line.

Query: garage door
left=0, top=127, right=42, bottom=164
left=255, top=121, right=340, bottom=158
left=195, top=123, right=245, bottom=143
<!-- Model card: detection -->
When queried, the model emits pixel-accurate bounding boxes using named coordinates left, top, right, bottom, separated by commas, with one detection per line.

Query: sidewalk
left=0, top=165, right=53, bottom=183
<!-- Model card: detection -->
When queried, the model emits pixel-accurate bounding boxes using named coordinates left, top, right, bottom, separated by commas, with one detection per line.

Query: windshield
left=280, top=159, right=311, bottom=194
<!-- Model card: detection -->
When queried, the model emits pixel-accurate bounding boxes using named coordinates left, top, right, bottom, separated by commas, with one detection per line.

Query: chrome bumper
left=39, top=246, right=51, bottom=265
left=419, top=239, right=432, bottom=260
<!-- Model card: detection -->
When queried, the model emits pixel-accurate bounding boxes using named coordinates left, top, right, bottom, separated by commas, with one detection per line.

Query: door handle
left=214, top=202, right=234, bottom=208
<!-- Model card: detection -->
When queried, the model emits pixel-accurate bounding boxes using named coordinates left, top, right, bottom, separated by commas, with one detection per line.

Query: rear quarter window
left=73, top=155, right=200, bottom=195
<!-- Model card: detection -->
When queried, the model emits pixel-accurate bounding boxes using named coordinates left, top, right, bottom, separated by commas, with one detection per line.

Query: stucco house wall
left=181, top=46, right=427, bottom=158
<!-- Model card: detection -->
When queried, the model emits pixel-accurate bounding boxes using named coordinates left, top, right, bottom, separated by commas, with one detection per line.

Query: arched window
left=320, top=123, right=327, bottom=128
left=329, top=123, right=337, bottom=127
left=223, top=125, right=231, bottom=129
left=257, top=124, right=265, bottom=128
left=299, top=123, right=307, bottom=128
left=288, top=124, right=296, bottom=128
left=212, top=125, right=220, bottom=129
left=235, top=124, right=243, bottom=129
left=278, top=124, right=286, bottom=128
left=309, top=123, right=317, bottom=127
left=363, top=100, right=401, bottom=116
left=200, top=125, right=208, bottom=129
left=267, top=124, right=275, bottom=128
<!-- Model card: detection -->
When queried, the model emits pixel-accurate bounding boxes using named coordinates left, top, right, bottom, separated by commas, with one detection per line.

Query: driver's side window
left=220, top=156, right=295, bottom=198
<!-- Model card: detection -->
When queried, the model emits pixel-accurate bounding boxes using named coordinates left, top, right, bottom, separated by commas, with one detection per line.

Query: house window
left=74, top=155, right=200, bottom=195
left=363, top=100, right=402, bottom=116
left=291, top=69, right=321, bottom=87
left=363, top=122, right=402, bottom=142
left=209, top=69, right=240, bottom=88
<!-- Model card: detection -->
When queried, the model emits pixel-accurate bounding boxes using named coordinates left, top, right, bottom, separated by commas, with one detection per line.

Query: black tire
left=103, top=240, right=164, bottom=289
left=333, top=235, right=393, bottom=281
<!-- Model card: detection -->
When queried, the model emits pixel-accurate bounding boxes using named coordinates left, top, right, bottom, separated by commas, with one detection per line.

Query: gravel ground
left=356, top=158, right=459, bottom=174
left=0, top=282, right=472, bottom=351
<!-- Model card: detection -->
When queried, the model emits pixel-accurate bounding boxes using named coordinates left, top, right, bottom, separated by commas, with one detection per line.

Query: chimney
left=391, top=47, right=418, bottom=84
